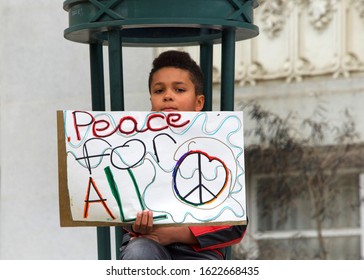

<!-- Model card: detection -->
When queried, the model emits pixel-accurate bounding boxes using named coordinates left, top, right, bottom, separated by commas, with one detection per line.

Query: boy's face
left=150, top=67, right=204, bottom=112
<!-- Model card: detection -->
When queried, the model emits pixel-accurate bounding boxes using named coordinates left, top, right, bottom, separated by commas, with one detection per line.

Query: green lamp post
left=63, top=0, right=259, bottom=259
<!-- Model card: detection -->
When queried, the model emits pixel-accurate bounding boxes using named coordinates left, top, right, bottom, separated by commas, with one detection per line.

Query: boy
left=120, top=50, right=247, bottom=260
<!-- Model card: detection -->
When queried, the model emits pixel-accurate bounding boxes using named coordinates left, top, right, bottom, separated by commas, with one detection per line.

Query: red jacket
left=189, top=224, right=248, bottom=257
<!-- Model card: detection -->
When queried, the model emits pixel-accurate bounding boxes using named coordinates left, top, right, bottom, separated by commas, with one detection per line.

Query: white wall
left=0, top=1, right=153, bottom=259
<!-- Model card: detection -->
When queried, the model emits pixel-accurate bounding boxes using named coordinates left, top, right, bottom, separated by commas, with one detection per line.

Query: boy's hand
left=132, top=210, right=154, bottom=234
left=131, top=210, right=198, bottom=246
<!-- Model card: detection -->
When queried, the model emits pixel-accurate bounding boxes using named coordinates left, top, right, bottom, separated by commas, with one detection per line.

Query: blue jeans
left=119, top=235, right=224, bottom=260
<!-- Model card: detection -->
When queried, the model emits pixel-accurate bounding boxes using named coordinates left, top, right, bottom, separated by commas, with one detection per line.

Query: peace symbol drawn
left=172, top=150, right=229, bottom=206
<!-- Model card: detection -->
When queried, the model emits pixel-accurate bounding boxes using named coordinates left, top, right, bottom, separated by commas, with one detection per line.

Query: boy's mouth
left=162, top=107, right=177, bottom=111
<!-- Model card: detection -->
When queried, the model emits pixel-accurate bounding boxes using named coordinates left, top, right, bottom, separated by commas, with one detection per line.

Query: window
left=250, top=172, right=362, bottom=259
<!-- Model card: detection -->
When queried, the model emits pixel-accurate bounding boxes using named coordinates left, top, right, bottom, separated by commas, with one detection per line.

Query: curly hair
left=148, top=50, right=204, bottom=95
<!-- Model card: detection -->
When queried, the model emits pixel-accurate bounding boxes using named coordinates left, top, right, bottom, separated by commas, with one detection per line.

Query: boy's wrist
left=123, top=225, right=140, bottom=237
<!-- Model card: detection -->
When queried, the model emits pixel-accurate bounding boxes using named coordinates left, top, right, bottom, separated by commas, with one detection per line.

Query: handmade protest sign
left=57, top=110, right=247, bottom=226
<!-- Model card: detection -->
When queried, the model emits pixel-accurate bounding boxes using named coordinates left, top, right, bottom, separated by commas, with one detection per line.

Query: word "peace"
left=72, top=111, right=190, bottom=141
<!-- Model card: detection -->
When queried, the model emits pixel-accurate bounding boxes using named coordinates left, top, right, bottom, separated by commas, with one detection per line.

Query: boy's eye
left=175, top=88, right=186, bottom=93
left=153, top=88, right=164, bottom=94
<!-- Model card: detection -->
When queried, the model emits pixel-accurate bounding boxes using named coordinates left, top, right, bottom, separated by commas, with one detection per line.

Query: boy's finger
left=141, top=210, right=149, bottom=226
left=132, top=212, right=142, bottom=232
left=147, top=210, right=154, bottom=228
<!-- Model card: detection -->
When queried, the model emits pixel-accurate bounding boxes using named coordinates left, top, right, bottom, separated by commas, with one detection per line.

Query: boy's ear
left=195, top=95, right=205, bottom=111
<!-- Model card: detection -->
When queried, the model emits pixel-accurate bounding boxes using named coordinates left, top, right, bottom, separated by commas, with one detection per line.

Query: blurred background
left=1, top=0, right=363, bottom=259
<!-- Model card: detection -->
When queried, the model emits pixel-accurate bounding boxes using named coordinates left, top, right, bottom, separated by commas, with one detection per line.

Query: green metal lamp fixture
left=63, top=0, right=259, bottom=46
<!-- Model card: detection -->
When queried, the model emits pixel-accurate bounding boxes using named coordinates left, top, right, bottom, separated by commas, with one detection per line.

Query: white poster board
left=58, top=110, right=247, bottom=226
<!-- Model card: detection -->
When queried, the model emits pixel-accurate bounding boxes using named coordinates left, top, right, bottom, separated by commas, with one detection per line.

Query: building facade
left=160, top=0, right=364, bottom=259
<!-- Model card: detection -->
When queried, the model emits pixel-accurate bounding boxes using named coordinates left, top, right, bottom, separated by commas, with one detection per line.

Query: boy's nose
left=163, top=89, right=173, bottom=101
